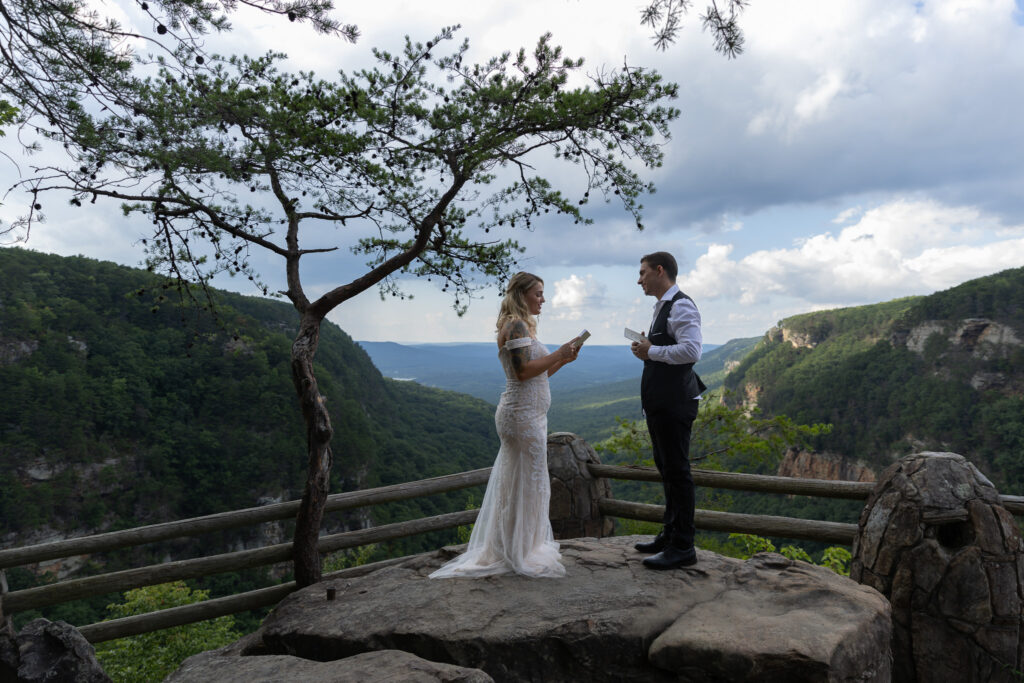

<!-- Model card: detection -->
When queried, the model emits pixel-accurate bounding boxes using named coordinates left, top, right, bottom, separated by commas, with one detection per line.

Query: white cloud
left=832, top=207, right=862, bottom=225
left=793, top=70, right=848, bottom=124
left=679, top=196, right=1024, bottom=305
left=550, top=274, right=606, bottom=321
left=681, top=199, right=1024, bottom=307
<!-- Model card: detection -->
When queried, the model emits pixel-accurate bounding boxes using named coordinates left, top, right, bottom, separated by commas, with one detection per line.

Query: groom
left=630, top=251, right=706, bottom=570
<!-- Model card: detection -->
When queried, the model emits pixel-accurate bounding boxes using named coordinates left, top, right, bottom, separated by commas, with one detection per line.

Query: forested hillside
left=0, top=248, right=497, bottom=571
left=724, top=267, right=1024, bottom=491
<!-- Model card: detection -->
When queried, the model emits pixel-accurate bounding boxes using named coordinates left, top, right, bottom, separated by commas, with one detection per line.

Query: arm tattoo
left=508, top=320, right=531, bottom=375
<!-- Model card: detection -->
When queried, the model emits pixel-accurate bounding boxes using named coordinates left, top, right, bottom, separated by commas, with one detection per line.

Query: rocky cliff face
left=898, top=318, right=1022, bottom=358
left=770, top=325, right=824, bottom=349
left=777, top=448, right=877, bottom=483
left=893, top=317, right=1024, bottom=393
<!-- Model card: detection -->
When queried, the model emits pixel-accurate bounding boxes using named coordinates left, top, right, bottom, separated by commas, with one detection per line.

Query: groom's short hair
left=641, top=251, right=678, bottom=281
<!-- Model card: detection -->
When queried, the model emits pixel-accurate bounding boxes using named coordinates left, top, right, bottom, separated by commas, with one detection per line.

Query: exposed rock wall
left=0, top=338, right=39, bottom=364
left=900, top=318, right=1022, bottom=358
left=777, top=448, right=877, bottom=483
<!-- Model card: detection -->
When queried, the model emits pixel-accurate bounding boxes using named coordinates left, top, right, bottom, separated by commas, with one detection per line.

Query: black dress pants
left=645, top=398, right=700, bottom=550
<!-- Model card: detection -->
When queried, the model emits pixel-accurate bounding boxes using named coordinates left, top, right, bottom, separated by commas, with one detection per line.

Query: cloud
left=650, top=0, right=1024, bottom=229
left=680, top=199, right=1024, bottom=306
left=549, top=274, right=607, bottom=321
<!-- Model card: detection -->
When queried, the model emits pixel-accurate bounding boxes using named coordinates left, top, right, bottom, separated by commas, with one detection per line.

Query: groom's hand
left=631, top=334, right=652, bottom=360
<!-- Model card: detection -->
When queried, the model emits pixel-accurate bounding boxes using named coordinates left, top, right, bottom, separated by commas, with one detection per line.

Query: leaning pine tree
left=27, top=27, right=679, bottom=585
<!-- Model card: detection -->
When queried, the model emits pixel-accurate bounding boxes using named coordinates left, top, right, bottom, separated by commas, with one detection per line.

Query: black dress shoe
left=634, top=535, right=666, bottom=554
left=642, top=545, right=698, bottom=570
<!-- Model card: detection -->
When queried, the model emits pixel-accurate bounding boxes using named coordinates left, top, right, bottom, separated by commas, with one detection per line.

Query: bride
left=430, top=272, right=580, bottom=579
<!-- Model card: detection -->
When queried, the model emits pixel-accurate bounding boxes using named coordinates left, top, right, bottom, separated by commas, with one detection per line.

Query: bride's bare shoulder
left=498, top=318, right=531, bottom=347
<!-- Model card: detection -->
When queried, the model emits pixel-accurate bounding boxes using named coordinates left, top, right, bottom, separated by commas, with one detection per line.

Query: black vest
left=641, top=291, right=706, bottom=413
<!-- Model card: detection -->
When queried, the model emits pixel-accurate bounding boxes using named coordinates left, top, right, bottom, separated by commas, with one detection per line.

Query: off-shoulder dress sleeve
left=504, top=337, right=533, bottom=350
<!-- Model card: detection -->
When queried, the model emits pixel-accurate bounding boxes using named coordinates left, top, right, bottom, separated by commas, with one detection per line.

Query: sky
left=3, top=0, right=1024, bottom=346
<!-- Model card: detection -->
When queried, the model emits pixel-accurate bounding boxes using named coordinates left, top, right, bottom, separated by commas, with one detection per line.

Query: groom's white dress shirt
left=647, top=284, right=702, bottom=367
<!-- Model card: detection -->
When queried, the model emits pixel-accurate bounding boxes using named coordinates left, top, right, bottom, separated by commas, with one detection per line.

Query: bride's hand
left=558, top=338, right=581, bottom=363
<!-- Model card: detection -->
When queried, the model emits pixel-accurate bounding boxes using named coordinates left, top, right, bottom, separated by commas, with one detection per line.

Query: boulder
left=167, top=647, right=492, bottom=683
left=851, top=451, right=1024, bottom=682
left=0, top=618, right=110, bottom=683
left=181, top=536, right=891, bottom=682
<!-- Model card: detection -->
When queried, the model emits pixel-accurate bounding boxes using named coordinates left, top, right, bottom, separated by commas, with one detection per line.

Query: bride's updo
left=496, top=271, right=542, bottom=336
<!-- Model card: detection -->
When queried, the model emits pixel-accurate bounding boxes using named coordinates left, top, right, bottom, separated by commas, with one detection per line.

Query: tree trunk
left=290, top=313, right=333, bottom=587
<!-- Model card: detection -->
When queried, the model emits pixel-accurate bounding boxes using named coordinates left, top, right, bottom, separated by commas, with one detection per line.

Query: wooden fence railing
left=3, top=460, right=1023, bottom=644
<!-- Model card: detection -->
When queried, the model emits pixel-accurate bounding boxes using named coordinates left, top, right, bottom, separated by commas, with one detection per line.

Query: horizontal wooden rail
left=2, top=509, right=478, bottom=615
left=588, top=463, right=874, bottom=499
left=1002, top=495, right=1024, bottom=515
left=76, top=553, right=427, bottom=644
left=6, top=457, right=1022, bottom=641
left=0, top=468, right=490, bottom=570
left=589, top=464, right=1024, bottom=515
left=598, top=499, right=858, bottom=545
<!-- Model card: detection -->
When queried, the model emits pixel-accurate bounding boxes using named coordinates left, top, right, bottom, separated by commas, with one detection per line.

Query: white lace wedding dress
left=430, top=337, right=565, bottom=578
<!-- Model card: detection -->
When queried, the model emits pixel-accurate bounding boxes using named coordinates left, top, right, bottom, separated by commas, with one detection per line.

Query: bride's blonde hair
left=496, top=271, right=543, bottom=336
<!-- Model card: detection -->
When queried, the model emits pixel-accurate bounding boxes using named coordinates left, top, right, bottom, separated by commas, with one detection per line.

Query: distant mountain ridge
left=359, top=339, right=761, bottom=442
left=724, top=266, right=1024, bottom=491
left=357, top=341, right=695, bottom=404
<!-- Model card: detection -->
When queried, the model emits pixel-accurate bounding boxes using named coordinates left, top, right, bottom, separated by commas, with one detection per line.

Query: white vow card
left=623, top=327, right=644, bottom=343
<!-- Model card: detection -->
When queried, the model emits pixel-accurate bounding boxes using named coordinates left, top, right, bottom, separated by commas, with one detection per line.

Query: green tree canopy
left=641, top=0, right=748, bottom=54
left=93, top=581, right=241, bottom=683
left=0, top=0, right=355, bottom=239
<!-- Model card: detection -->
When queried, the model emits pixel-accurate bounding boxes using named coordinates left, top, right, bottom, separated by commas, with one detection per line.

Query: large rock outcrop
left=0, top=618, right=111, bottom=683
left=167, top=646, right=493, bottom=683
left=171, top=536, right=891, bottom=682
left=851, top=452, right=1024, bottom=682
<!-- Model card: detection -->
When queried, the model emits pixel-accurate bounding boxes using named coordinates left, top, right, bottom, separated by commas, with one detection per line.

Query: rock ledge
left=172, top=536, right=891, bottom=682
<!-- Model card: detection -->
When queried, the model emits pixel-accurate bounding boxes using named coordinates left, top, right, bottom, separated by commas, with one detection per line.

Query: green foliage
left=899, top=267, right=1024, bottom=324
left=456, top=493, right=480, bottom=544
left=0, top=99, right=15, bottom=132
left=726, top=534, right=850, bottom=576
left=596, top=392, right=830, bottom=474
left=729, top=533, right=776, bottom=556
left=778, top=544, right=813, bottom=563
left=642, top=0, right=748, bottom=56
left=617, top=518, right=663, bottom=538
left=594, top=394, right=845, bottom=551
left=693, top=397, right=831, bottom=472
left=93, top=582, right=241, bottom=683
left=322, top=544, right=380, bottom=573
left=0, top=0, right=351, bottom=155
left=819, top=546, right=852, bottom=576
